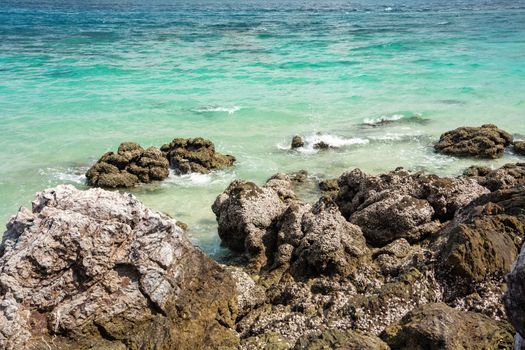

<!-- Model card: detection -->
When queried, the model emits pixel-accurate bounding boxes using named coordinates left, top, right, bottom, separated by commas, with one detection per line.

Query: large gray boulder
left=0, top=185, right=238, bottom=350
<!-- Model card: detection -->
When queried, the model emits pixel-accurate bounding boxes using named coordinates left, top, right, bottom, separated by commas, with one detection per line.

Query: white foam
left=384, top=7, right=393, bottom=12
left=363, top=114, right=404, bottom=125
left=39, top=167, right=87, bottom=184
left=280, top=133, right=369, bottom=154
left=191, top=105, right=241, bottom=114
left=163, top=169, right=234, bottom=187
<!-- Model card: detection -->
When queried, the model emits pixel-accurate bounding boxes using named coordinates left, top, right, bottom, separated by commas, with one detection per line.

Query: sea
left=1, top=0, right=524, bottom=256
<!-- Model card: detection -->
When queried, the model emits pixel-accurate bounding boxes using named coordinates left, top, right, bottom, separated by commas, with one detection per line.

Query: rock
left=160, top=137, right=235, bottom=174
left=0, top=185, right=238, bottom=350
left=434, top=124, right=513, bottom=159
left=504, top=240, right=525, bottom=341
left=515, top=141, right=525, bottom=156
left=437, top=186, right=525, bottom=306
left=361, top=115, right=430, bottom=128
left=465, top=163, right=525, bottom=191
left=318, top=178, right=339, bottom=193
left=381, top=303, right=514, bottom=349
left=350, top=193, right=435, bottom=246
left=291, top=135, right=304, bottom=149
left=86, top=142, right=169, bottom=188
left=293, top=329, right=389, bottom=350
left=225, top=266, right=266, bottom=317
left=335, top=168, right=488, bottom=246
left=313, top=141, right=331, bottom=150
left=241, top=332, right=291, bottom=350
left=212, top=179, right=291, bottom=271
left=289, top=198, right=369, bottom=278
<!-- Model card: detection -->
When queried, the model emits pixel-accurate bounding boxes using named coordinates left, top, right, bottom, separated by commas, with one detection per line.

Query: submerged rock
left=86, top=142, right=169, bottom=188
left=160, top=137, right=235, bottom=174
left=381, top=303, right=514, bottom=349
left=291, top=135, right=304, bottom=149
left=434, top=124, right=513, bottom=159
left=0, top=185, right=238, bottom=350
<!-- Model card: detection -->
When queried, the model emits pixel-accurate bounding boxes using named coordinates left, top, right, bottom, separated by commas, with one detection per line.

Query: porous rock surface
left=214, top=165, right=525, bottom=348
left=464, top=163, right=525, bottom=191
left=86, top=142, right=169, bottom=188
left=381, top=303, right=514, bottom=349
left=434, top=124, right=513, bottom=159
left=335, top=167, right=488, bottom=246
left=161, top=137, right=235, bottom=174
left=0, top=185, right=238, bottom=350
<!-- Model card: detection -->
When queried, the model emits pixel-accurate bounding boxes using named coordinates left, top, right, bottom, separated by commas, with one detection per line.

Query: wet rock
left=504, top=240, right=525, bottom=341
left=434, top=124, right=513, bottom=159
left=318, top=178, right=339, bottom=193
left=0, top=185, right=238, bottom=350
left=313, top=141, right=331, bottom=150
left=291, top=135, right=304, bottom=149
left=361, top=115, right=430, bottom=128
left=335, top=168, right=488, bottom=246
left=515, top=141, right=525, bottom=156
left=437, top=186, right=525, bottom=305
left=294, top=329, right=389, bottom=350
left=381, top=303, right=514, bottom=349
left=86, top=142, right=169, bottom=188
left=160, top=137, right=235, bottom=174
left=465, top=163, right=525, bottom=191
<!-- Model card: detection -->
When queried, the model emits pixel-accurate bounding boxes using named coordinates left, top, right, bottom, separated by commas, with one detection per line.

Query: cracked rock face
left=434, top=124, right=513, bottom=159
left=0, top=185, right=238, bottom=350
left=86, top=142, right=169, bottom=188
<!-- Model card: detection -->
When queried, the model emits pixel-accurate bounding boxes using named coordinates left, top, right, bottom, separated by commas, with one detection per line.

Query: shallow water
left=1, top=0, right=524, bottom=257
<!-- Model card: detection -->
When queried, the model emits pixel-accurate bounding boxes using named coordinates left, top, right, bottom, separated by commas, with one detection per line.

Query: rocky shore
left=1, top=125, right=525, bottom=349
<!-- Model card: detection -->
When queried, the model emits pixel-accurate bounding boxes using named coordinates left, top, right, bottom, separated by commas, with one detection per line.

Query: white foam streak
left=191, top=105, right=241, bottom=114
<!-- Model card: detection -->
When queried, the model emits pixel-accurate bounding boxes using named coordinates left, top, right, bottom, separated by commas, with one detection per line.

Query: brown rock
left=160, top=137, right=235, bottom=174
left=381, top=303, right=514, bottom=349
left=294, top=329, right=389, bottom=350
left=514, top=141, right=525, bottom=156
left=434, top=124, right=513, bottom=159
left=86, top=142, right=169, bottom=188
left=465, top=163, right=525, bottom=191
left=291, top=135, right=304, bottom=149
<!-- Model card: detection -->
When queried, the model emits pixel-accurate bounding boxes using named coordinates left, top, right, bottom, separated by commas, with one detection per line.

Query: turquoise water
left=1, top=0, right=525, bottom=255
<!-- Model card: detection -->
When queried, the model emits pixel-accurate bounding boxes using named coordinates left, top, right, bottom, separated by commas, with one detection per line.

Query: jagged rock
left=293, top=329, right=389, bottom=350
left=381, top=303, right=514, bottom=349
left=514, top=141, right=525, bottom=156
left=291, top=135, right=304, bottom=149
left=505, top=240, right=525, bottom=342
left=160, top=137, right=235, bottom=174
left=335, top=168, right=487, bottom=246
left=434, top=124, right=513, bottom=159
left=225, top=266, right=266, bottom=317
left=361, top=116, right=430, bottom=128
left=288, top=198, right=369, bottom=278
left=212, top=179, right=291, bottom=271
left=86, top=142, right=169, bottom=188
left=465, top=163, right=525, bottom=191
left=437, top=186, right=525, bottom=309
left=0, top=185, right=238, bottom=350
